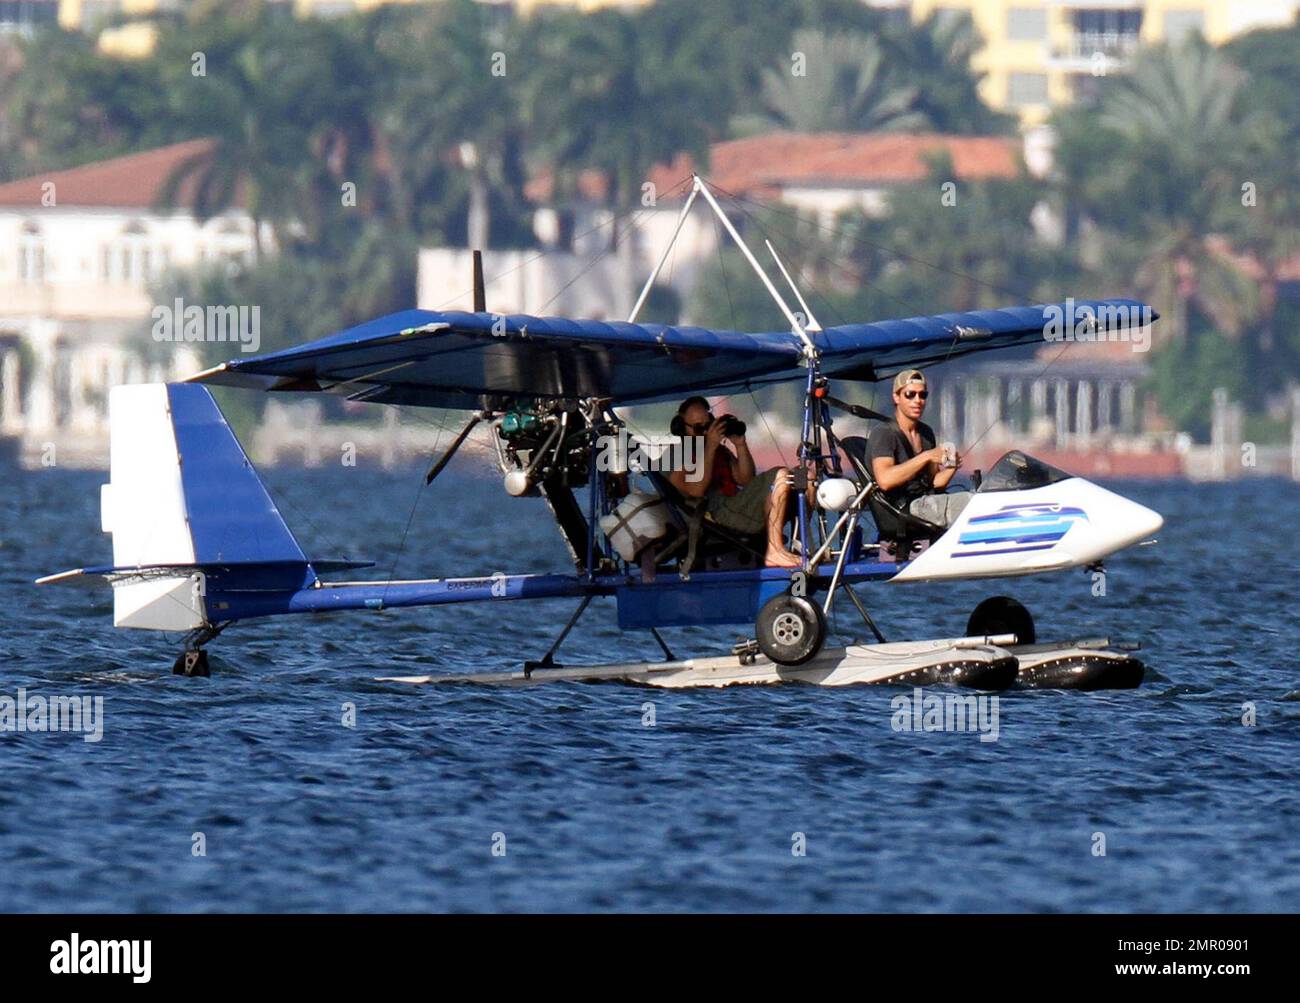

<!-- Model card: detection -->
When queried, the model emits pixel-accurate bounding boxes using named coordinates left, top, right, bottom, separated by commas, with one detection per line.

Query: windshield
left=978, top=451, right=1074, bottom=492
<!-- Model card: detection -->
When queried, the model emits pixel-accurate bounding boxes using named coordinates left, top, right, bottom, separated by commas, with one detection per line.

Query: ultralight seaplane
left=39, top=176, right=1164, bottom=690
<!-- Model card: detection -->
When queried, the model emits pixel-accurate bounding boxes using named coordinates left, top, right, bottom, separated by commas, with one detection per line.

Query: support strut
left=524, top=595, right=593, bottom=676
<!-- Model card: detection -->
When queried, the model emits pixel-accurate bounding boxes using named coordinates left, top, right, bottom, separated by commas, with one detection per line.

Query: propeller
left=425, top=414, right=483, bottom=485
left=472, top=248, right=485, bottom=313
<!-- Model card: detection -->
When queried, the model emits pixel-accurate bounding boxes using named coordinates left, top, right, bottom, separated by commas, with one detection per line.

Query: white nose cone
left=1125, top=498, right=1164, bottom=542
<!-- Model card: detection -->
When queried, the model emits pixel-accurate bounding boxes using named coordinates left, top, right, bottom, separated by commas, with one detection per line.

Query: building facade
left=910, top=0, right=1300, bottom=126
left=0, top=140, right=266, bottom=466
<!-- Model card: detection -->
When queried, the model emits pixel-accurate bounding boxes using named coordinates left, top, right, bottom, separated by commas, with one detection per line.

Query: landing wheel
left=756, top=595, right=826, bottom=666
left=172, top=649, right=210, bottom=678
left=966, top=596, right=1036, bottom=646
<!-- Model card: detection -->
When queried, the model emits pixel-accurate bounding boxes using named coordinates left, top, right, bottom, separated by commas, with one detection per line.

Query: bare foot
left=765, top=547, right=802, bottom=569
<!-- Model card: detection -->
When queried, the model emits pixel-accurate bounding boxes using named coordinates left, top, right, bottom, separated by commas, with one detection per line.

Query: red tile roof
left=528, top=132, right=1022, bottom=203
left=1206, top=235, right=1300, bottom=283
left=0, top=139, right=231, bottom=210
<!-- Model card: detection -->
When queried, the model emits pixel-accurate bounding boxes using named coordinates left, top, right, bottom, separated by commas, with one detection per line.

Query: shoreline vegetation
left=1, top=1, right=1296, bottom=445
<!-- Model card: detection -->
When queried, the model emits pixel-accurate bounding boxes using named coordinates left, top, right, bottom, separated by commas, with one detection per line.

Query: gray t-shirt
left=867, top=419, right=935, bottom=506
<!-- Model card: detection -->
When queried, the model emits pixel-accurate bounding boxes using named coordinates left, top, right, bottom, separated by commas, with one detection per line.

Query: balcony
left=1048, top=31, right=1142, bottom=69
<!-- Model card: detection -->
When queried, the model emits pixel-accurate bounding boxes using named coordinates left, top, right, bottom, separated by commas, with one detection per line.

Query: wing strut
left=694, top=176, right=819, bottom=360
left=628, top=174, right=820, bottom=361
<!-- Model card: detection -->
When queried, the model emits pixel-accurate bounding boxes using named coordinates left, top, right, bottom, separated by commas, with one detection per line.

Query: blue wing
left=188, top=299, right=1156, bottom=406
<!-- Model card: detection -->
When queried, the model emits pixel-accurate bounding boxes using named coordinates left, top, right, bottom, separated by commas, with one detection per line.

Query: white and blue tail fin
left=42, top=383, right=311, bottom=630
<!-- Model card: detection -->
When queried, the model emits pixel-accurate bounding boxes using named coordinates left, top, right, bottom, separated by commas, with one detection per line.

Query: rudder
left=101, top=383, right=306, bottom=629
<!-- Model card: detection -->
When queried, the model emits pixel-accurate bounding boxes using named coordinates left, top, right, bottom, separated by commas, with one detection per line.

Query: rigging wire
left=958, top=340, right=1074, bottom=457
left=746, top=382, right=790, bottom=468
left=379, top=410, right=450, bottom=600
left=430, top=174, right=696, bottom=312
left=699, top=177, right=1087, bottom=461
left=705, top=178, right=1039, bottom=306
left=533, top=196, right=662, bottom=315
left=707, top=181, right=964, bottom=359
left=703, top=205, right=791, bottom=470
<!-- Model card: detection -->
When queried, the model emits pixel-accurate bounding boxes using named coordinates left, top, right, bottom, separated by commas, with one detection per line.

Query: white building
left=0, top=139, right=269, bottom=466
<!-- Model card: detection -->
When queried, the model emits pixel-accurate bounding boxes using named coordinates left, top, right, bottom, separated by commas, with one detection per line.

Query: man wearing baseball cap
left=867, top=369, right=971, bottom=527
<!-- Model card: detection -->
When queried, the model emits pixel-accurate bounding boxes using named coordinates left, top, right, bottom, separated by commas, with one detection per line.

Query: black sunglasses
left=901, top=389, right=929, bottom=401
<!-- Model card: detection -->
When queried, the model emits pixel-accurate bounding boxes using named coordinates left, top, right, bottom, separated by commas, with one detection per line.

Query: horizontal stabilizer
left=37, top=559, right=375, bottom=588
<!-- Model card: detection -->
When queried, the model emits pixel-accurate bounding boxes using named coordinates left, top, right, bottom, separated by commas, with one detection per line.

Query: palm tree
left=519, top=6, right=721, bottom=211
left=1220, top=115, right=1300, bottom=358
left=153, top=8, right=321, bottom=259
left=1051, top=37, right=1259, bottom=344
left=883, top=10, right=1016, bottom=135
left=3, top=28, right=177, bottom=176
left=368, top=0, right=529, bottom=249
left=747, top=30, right=927, bottom=134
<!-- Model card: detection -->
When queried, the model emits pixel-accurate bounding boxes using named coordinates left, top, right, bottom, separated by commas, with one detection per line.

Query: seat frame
left=836, top=435, right=948, bottom=552
left=643, top=471, right=768, bottom=576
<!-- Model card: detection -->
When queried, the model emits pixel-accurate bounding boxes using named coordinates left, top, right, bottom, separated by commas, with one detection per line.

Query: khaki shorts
left=907, top=491, right=972, bottom=528
left=707, top=468, right=783, bottom=535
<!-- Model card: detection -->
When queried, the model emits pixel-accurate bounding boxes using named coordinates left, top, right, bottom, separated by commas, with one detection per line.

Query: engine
left=489, top=399, right=597, bottom=497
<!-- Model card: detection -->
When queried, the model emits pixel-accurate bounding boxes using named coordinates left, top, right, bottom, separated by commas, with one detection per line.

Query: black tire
left=966, top=596, right=1036, bottom=646
left=756, top=594, right=827, bottom=666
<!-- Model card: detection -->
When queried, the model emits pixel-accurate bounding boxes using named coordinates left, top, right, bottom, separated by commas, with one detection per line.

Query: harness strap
left=604, top=495, right=666, bottom=539
left=680, top=499, right=709, bottom=581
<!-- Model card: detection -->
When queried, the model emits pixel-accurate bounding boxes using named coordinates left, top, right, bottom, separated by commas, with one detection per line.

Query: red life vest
left=711, top=448, right=739, bottom=497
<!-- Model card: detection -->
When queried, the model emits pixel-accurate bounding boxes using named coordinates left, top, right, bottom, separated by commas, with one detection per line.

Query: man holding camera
left=668, top=395, right=803, bottom=568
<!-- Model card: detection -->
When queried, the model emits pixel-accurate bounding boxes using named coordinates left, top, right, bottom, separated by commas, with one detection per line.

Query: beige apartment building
left=909, top=0, right=1299, bottom=125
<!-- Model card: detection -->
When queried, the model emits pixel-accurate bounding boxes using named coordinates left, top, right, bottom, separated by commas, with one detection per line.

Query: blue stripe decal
left=952, top=544, right=1057, bottom=558
left=167, top=384, right=306, bottom=565
left=968, top=511, right=1082, bottom=526
left=957, top=527, right=1071, bottom=545
left=967, top=504, right=1087, bottom=524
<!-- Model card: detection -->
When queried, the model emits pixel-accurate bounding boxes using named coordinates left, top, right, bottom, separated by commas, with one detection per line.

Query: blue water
left=2, top=465, right=1298, bottom=912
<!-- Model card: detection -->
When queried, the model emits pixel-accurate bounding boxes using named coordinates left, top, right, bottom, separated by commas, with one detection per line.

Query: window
left=1070, top=8, right=1143, bottom=59
left=1006, top=72, right=1049, bottom=107
left=1164, top=9, right=1204, bottom=40
left=1007, top=7, right=1048, bottom=41
left=1074, top=9, right=1143, bottom=36
left=17, top=226, right=44, bottom=284
left=100, top=222, right=160, bottom=286
left=0, top=0, right=59, bottom=36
